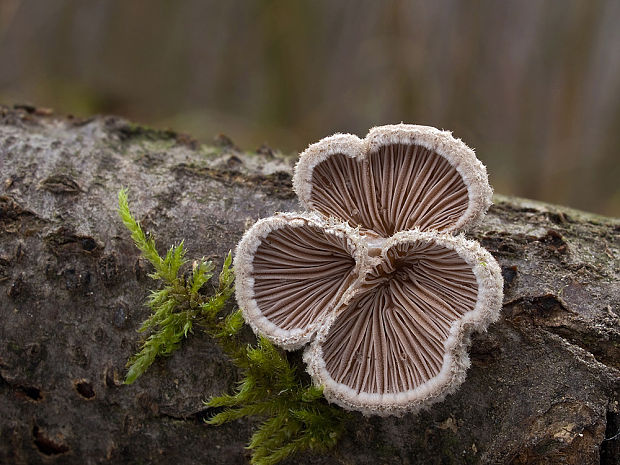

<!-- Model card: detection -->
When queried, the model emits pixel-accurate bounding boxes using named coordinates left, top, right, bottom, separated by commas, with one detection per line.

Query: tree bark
left=0, top=104, right=618, bottom=465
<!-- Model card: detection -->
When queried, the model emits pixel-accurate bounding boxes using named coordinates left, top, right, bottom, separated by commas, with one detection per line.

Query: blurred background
left=1, top=0, right=619, bottom=216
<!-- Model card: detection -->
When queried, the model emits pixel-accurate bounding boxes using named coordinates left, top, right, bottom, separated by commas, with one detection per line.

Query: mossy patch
left=118, top=189, right=348, bottom=465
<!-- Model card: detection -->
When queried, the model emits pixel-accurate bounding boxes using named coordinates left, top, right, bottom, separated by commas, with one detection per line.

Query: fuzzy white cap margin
left=234, top=211, right=368, bottom=350
left=303, top=229, right=503, bottom=416
left=293, top=124, right=493, bottom=234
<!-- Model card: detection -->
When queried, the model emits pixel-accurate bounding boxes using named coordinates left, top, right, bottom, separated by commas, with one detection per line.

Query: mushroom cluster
left=235, top=124, right=503, bottom=416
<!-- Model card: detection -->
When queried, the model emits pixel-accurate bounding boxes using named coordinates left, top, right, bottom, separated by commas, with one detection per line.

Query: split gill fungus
left=235, top=124, right=503, bottom=416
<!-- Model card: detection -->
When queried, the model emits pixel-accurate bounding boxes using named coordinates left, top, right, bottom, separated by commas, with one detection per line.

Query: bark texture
left=0, top=104, right=618, bottom=465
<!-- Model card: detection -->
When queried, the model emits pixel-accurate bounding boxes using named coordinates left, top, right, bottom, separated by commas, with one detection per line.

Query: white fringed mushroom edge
left=234, top=211, right=369, bottom=351
left=292, top=124, right=493, bottom=234
left=303, top=229, right=504, bottom=416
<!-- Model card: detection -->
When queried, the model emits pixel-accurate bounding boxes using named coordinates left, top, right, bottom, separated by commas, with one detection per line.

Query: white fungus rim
left=234, top=211, right=368, bottom=350
left=292, top=124, right=493, bottom=235
left=303, top=229, right=503, bottom=416
left=235, top=124, right=503, bottom=416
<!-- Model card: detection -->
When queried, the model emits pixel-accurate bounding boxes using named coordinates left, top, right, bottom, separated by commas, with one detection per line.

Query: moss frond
left=118, top=188, right=164, bottom=275
left=119, top=190, right=234, bottom=384
left=204, top=332, right=349, bottom=465
left=118, top=190, right=348, bottom=464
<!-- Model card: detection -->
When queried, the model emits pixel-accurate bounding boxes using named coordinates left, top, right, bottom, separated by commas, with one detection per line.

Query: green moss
left=118, top=189, right=349, bottom=465
left=198, top=144, right=225, bottom=159
left=118, top=189, right=233, bottom=384
left=117, top=122, right=178, bottom=143
left=140, top=139, right=177, bottom=152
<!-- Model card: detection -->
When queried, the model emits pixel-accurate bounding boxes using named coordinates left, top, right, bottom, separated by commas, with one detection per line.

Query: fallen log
left=0, top=105, right=618, bottom=464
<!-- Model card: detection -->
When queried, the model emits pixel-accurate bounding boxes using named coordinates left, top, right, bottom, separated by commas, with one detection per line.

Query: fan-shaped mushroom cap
left=293, top=124, right=492, bottom=236
left=234, top=212, right=367, bottom=350
left=304, top=230, right=503, bottom=416
left=235, top=124, right=503, bottom=416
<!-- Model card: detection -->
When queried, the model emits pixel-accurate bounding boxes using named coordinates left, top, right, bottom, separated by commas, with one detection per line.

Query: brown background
left=1, top=0, right=619, bottom=215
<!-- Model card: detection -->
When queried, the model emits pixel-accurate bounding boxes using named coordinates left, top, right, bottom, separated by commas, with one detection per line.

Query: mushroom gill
left=310, top=144, right=469, bottom=237
left=319, top=237, right=478, bottom=396
left=235, top=213, right=362, bottom=349
left=237, top=124, right=503, bottom=415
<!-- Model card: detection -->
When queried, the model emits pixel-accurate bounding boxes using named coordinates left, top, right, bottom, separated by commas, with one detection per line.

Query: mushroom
left=235, top=124, right=503, bottom=415
left=235, top=212, right=367, bottom=350
left=293, top=125, right=493, bottom=236
left=304, top=230, right=502, bottom=415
